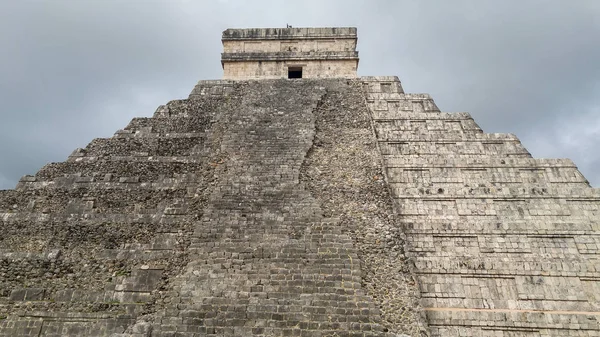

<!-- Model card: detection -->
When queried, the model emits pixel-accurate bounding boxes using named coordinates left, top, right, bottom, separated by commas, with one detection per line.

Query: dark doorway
left=288, top=67, right=302, bottom=79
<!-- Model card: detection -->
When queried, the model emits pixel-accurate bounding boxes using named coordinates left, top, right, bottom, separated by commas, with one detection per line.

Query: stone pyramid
left=1, top=27, right=599, bottom=337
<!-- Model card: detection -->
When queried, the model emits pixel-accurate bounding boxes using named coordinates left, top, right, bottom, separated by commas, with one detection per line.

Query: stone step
left=373, top=116, right=482, bottom=135
left=81, top=136, right=205, bottom=157
left=386, top=164, right=589, bottom=185
left=0, top=187, right=192, bottom=214
left=360, top=76, right=404, bottom=95
left=366, top=98, right=439, bottom=114
left=407, top=232, right=600, bottom=255
left=399, top=218, right=600, bottom=235
left=365, top=92, right=435, bottom=101
left=0, top=211, right=189, bottom=224
left=413, top=256, right=600, bottom=278
left=123, top=116, right=214, bottom=135
left=187, top=79, right=235, bottom=99
left=426, top=311, right=600, bottom=337
left=385, top=154, right=535, bottom=162
left=396, top=213, right=599, bottom=222
left=0, top=314, right=135, bottom=337
left=395, top=197, right=600, bottom=217
left=1, top=259, right=168, bottom=302
left=155, top=94, right=231, bottom=118
left=374, top=125, right=483, bottom=138
left=360, top=75, right=401, bottom=82
left=422, top=297, right=599, bottom=318
left=5, top=289, right=153, bottom=307
left=378, top=139, right=531, bottom=157
left=27, top=160, right=207, bottom=187
left=0, top=216, right=188, bottom=249
left=388, top=184, right=600, bottom=198
left=18, top=177, right=204, bottom=192
left=377, top=132, right=519, bottom=142
left=157, top=294, right=390, bottom=333
left=113, top=130, right=206, bottom=140
left=148, top=325, right=390, bottom=337
left=371, top=110, right=475, bottom=121
left=383, top=156, right=577, bottom=168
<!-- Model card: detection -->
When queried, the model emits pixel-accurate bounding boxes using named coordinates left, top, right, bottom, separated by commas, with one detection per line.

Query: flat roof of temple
left=222, top=27, right=357, bottom=41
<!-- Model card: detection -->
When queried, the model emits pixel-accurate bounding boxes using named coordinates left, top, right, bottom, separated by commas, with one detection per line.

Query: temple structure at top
left=221, top=27, right=359, bottom=80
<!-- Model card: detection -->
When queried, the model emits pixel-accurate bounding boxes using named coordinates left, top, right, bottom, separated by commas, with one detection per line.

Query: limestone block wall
left=223, top=60, right=358, bottom=80
left=4, top=72, right=598, bottom=337
left=221, top=27, right=359, bottom=80
left=362, top=76, right=600, bottom=336
left=1, top=79, right=423, bottom=337
left=0, top=81, right=236, bottom=337
left=223, top=39, right=356, bottom=53
left=222, top=27, right=357, bottom=40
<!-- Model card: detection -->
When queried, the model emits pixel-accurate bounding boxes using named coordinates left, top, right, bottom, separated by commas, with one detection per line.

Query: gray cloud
left=1, top=0, right=599, bottom=189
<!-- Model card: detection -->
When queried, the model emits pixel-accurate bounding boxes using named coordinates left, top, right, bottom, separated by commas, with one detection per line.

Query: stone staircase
left=143, top=80, right=397, bottom=336
left=5, top=74, right=596, bottom=336
left=1, top=79, right=425, bottom=336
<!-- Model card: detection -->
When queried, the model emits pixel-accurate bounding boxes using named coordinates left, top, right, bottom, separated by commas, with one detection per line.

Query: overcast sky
left=1, top=0, right=599, bottom=189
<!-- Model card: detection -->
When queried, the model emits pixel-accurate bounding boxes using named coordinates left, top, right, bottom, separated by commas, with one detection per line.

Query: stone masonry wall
left=4, top=73, right=598, bottom=337
left=221, top=27, right=359, bottom=80
left=0, top=79, right=420, bottom=336
left=223, top=60, right=358, bottom=80
left=0, top=80, right=235, bottom=336
left=223, top=39, right=356, bottom=53
left=362, top=76, right=600, bottom=336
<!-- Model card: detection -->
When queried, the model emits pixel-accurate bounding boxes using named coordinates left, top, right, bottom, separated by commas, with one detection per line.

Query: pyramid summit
left=1, top=27, right=599, bottom=337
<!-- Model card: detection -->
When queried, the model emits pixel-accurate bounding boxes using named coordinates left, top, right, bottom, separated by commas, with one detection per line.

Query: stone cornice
left=221, top=51, right=359, bottom=63
left=222, top=27, right=357, bottom=41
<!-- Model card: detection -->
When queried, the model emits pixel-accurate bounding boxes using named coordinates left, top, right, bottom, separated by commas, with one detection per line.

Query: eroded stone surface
left=1, top=80, right=421, bottom=336
left=299, top=80, right=427, bottom=336
left=2, top=75, right=599, bottom=337
left=0, top=81, right=231, bottom=337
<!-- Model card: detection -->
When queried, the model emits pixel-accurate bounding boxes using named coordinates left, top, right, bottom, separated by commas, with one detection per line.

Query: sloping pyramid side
left=363, top=76, right=600, bottom=336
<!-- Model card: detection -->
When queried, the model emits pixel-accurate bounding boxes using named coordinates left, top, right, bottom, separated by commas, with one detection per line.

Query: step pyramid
left=1, top=26, right=599, bottom=337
